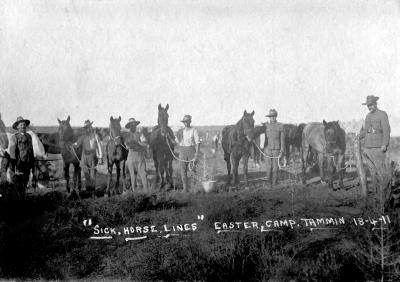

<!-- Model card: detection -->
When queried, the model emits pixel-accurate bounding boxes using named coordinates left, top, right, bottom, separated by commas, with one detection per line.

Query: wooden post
left=354, top=134, right=367, bottom=197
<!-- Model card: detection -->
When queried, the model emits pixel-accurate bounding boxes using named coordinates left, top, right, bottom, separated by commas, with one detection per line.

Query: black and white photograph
left=1, top=0, right=400, bottom=281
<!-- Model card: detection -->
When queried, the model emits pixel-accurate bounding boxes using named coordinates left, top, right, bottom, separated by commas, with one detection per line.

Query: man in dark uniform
left=9, top=116, right=36, bottom=198
left=359, top=95, right=391, bottom=193
left=264, top=109, right=285, bottom=186
left=124, top=118, right=148, bottom=192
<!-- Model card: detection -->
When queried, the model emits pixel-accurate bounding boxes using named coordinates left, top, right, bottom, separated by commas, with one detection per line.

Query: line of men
left=4, top=95, right=391, bottom=197
left=3, top=113, right=202, bottom=196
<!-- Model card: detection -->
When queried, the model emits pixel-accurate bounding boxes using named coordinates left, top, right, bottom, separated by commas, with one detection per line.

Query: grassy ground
left=0, top=137, right=399, bottom=281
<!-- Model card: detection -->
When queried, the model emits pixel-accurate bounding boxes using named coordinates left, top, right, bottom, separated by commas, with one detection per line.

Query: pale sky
left=1, top=0, right=400, bottom=129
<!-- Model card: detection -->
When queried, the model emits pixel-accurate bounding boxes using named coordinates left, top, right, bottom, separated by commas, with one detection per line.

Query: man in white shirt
left=168, top=115, right=200, bottom=192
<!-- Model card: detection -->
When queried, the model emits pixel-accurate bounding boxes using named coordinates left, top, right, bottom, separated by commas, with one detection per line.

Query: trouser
left=265, top=149, right=280, bottom=184
left=81, top=153, right=98, bottom=191
left=13, top=162, right=31, bottom=199
left=180, top=146, right=195, bottom=192
left=0, top=153, right=10, bottom=183
left=363, top=148, right=388, bottom=193
left=126, top=150, right=148, bottom=191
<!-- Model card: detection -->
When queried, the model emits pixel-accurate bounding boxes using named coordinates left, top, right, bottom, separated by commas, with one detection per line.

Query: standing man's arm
left=381, top=112, right=391, bottom=152
left=72, top=135, right=84, bottom=148
left=95, top=134, right=103, bottom=162
left=280, top=125, right=285, bottom=156
left=8, top=135, right=17, bottom=172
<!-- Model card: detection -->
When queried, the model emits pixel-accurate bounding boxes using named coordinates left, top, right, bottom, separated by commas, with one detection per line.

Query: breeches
left=82, top=153, right=98, bottom=190
left=264, top=149, right=280, bottom=179
left=179, top=146, right=195, bottom=191
left=126, top=151, right=148, bottom=190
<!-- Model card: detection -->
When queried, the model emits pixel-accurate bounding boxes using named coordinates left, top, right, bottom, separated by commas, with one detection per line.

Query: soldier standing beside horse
left=124, top=118, right=149, bottom=192
left=264, top=109, right=285, bottom=186
left=72, top=120, right=103, bottom=194
left=359, top=95, right=391, bottom=194
left=9, top=116, right=36, bottom=198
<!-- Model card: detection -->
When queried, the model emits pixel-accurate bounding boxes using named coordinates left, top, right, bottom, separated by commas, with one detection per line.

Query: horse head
left=237, top=110, right=255, bottom=141
left=157, top=103, right=169, bottom=137
left=109, top=116, right=122, bottom=144
left=322, top=120, right=342, bottom=152
left=57, top=116, right=74, bottom=143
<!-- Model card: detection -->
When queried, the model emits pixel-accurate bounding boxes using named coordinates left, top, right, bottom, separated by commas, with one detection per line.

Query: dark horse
left=222, top=110, right=256, bottom=185
left=282, top=123, right=306, bottom=166
left=149, top=104, right=174, bottom=189
left=301, top=120, right=346, bottom=189
left=103, top=116, right=127, bottom=196
left=53, top=116, right=83, bottom=193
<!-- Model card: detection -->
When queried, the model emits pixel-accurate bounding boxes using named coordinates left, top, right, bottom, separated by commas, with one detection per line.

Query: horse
left=301, top=120, right=346, bottom=189
left=222, top=110, right=256, bottom=185
left=282, top=123, right=306, bottom=166
left=56, top=116, right=83, bottom=193
left=103, top=116, right=127, bottom=196
left=149, top=104, right=174, bottom=189
left=0, top=115, right=9, bottom=180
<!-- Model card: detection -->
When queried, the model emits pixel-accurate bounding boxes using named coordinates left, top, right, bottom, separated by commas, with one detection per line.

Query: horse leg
left=301, top=145, right=309, bottom=184
left=336, top=154, right=345, bottom=189
left=243, top=154, right=249, bottom=185
left=115, top=161, right=120, bottom=196
left=64, top=163, right=70, bottom=193
left=121, top=160, right=127, bottom=193
left=73, top=163, right=80, bottom=191
left=106, top=161, right=113, bottom=197
left=231, top=154, right=240, bottom=185
left=318, top=153, right=326, bottom=185
left=159, top=157, right=165, bottom=189
left=153, top=151, right=160, bottom=184
left=167, top=159, right=173, bottom=188
left=224, top=152, right=231, bottom=184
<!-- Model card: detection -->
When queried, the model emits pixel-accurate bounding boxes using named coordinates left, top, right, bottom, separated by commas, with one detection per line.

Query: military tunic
left=264, top=122, right=285, bottom=184
left=359, top=109, right=391, bottom=190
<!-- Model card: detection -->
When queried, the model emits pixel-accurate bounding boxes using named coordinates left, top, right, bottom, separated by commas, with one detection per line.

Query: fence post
left=354, top=134, right=367, bottom=197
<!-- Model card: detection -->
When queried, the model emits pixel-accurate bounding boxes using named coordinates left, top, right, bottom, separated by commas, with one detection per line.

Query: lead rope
left=165, top=136, right=197, bottom=171
left=253, top=140, right=282, bottom=169
left=69, top=144, right=99, bottom=171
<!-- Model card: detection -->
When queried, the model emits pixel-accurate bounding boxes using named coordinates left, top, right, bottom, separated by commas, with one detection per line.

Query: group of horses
left=221, top=110, right=346, bottom=189
left=0, top=105, right=346, bottom=196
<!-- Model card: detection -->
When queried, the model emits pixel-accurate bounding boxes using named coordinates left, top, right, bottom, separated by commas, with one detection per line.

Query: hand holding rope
left=165, top=135, right=197, bottom=172
left=252, top=140, right=283, bottom=169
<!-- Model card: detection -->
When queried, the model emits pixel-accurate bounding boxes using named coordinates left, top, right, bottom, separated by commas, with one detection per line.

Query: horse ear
left=323, top=120, right=327, bottom=126
left=165, top=104, right=169, bottom=111
left=251, top=110, right=255, bottom=116
left=110, top=116, right=113, bottom=121
left=57, top=118, right=61, bottom=124
left=66, top=116, right=70, bottom=123
left=158, top=104, right=162, bottom=111
left=118, top=116, right=121, bottom=122
left=244, top=110, right=248, bottom=115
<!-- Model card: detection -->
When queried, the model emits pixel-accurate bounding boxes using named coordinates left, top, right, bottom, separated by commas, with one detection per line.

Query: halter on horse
left=149, top=104, right=174, bottom=189
left=57, top=116, right=82, bottom=193
left=222, top=110, right=256, bottom=186
left=105, top=116, right=127, bottom=196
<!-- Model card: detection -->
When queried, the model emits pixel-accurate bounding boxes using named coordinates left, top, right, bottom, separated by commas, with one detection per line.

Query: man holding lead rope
left=264, top=109, right=285, bottom=186
left=167, top=114, right=201, bottom=192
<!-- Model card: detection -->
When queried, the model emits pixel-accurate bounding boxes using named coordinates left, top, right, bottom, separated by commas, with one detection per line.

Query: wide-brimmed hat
left=181, top=115, right=192, bottom=123
left=265, top=109, right=278, bottom=117
left=12, top=116, right=30, bottom=130
left=83, top=120, right=94, bottom=128
left=362, top=95, right=379, bottom=105
left=125, top=118, right=140, bottom=128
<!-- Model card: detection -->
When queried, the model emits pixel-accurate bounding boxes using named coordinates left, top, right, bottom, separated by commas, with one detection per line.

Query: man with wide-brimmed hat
left=167, top=114, right=201, bottom=192
left=72, top=119, right=103, bottom=194
left=264, top=109, right=285, bottom=186
left=9, top=116, right=36, bottom=198
left=124, top=118, right=149, bottom=192
left=359, top=95, right=391, bottom=195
